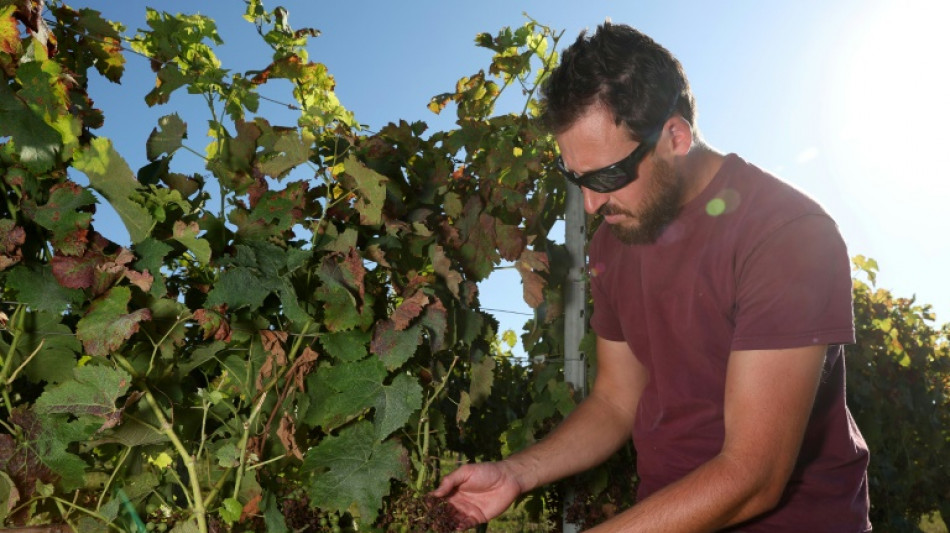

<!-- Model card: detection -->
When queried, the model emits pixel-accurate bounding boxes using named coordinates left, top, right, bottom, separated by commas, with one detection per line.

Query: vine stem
left=47, top=495, right=126, bottom=533
left=142, top=387, right=208, bottom=533
left=0, top=305, right=25, bottom=418
left=97, top=445, right=132, bottom=511
left=414, top=356, right=459, bottom=491
left=232, top=392, right=268, bottom=503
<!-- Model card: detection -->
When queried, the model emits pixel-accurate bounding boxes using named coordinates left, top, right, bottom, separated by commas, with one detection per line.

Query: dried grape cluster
left=375, top=487, right=462, bottom=532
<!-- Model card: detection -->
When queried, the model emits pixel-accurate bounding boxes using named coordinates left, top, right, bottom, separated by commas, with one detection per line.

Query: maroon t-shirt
left=589, top=154, right=871, bottom=531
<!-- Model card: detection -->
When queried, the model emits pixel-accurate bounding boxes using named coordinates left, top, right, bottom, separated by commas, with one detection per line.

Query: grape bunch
left=375, top=487, right=462, bottom=532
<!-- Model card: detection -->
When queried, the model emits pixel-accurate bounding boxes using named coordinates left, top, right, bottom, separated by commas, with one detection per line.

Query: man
left=431, top=22, right=871, bottom=532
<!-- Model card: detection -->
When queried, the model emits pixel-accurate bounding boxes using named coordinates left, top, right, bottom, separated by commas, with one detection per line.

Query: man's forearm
left=586, top=452, right=776, bottom=533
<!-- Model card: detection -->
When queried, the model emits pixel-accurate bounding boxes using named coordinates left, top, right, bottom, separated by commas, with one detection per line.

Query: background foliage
left=0, top=2, right=946, bottom=532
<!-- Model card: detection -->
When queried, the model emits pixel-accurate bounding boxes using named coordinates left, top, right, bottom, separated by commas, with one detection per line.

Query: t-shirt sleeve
left=731, top=213, right=855, bottom=351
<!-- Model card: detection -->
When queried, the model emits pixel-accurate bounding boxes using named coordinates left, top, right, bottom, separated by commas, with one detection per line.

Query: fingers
left=430, top=463, right=474, bottom=498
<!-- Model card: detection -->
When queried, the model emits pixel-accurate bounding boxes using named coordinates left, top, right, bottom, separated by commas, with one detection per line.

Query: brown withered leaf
left=256, top=330, right=289, bottom=391
left=287, top=346, right=319, bottom=393
left=277, top=413, right=303, bottom=460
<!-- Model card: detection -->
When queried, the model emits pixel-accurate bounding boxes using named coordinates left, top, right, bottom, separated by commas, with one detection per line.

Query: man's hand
left=429, top=461, right=523, bottom=530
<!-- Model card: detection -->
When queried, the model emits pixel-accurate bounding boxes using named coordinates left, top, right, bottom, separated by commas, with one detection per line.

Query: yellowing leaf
left=343, top=156, right=386, bottom=227
left=73, top=137, right=155, bottom=243
left=148, top=452, right=173, bottom=470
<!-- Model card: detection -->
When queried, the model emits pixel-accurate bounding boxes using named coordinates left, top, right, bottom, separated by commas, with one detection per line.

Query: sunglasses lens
left=584, top=168, right=634, bottom=193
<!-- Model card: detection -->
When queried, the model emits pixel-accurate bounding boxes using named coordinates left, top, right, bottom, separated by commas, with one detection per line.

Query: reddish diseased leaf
left=495, top=221, right=526, bottom=261
left=240, top=493, right=263, bottom=523
left=342, top=247, right=366, bottom=302
left=517, top=249, right=549, bottom=272
left=248, top=181, right=310, bottom=232
left=91, top=261, right=125, bottom=297
left=0, top=409, right=57, bottom=520
left=371, top=320, right=422, bottom=371
left=421, top=299, right=448, bottom=351
left=518, top=268, right=545, bottom=309
left=0, top=220, right=25, bottom=271
left=55, top=228, right=90, bottom=257
left=515, top=251, right=549, bottom=309
left=76, top=286, right=151, bottom=356
left=51, top=252, right=98, bottom=289
left=278, top=413, right=303, bottom=460
left=453, top=198, right=499, bottom=280
left=193, top=308, right=231, bottom=342
left=392, top=291, right=429, bottom=331
left=430, top=244, right=462, bottom=299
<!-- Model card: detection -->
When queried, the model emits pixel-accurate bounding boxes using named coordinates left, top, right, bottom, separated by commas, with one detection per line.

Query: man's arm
left=504, top=336, right=648, bottom=489
left=587, top=344, right=827, bottom=532
left=431, top=336, right=648, bottom=528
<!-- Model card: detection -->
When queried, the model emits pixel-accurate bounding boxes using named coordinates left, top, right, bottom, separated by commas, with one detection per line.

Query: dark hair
left=541, top=21, right=696, bottom=140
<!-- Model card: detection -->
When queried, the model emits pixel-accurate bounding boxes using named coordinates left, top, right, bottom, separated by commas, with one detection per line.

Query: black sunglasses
left=555, top=130, right=661, bottom=193
left=556, top=96, right=679, bottom=193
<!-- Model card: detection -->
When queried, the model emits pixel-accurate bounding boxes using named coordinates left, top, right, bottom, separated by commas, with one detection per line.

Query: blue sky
left=76, top=0, right=950, bottom=344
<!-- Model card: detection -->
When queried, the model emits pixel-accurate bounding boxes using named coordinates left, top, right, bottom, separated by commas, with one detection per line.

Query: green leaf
left=319, top=330, right=370, bottom=362
left=76, top=8, right=126, bottom=82
left=259, top=128, right=310, bottom=179
left=276, top=278, right=312, bottom=325
left=35, top=365, right=131, bottom=419
left=72, top=137, right=155, bottom=243
left=31, top=182, right=96, bottom=239
left=343, top=156, right=387, bottom=227
left=373, top=373, right=422, bottom=440
left=35, top=415, right=99, bottom=491
left=171, top=220, right=211, bottom=265
left=302, top=421, right=406, bottom=521
left=7, top=264, right=84, bottom=314
left=17, top=311, right=82, bottom=384
left=314, top=279, right=361, bottom=332
left=219, top=497, right=243, bottom=525
left=0, top=72, right=62, bottom=173
left=146, top=113, right=186, bottom=161
left=90, top=418, right=168, bottom=448
left=205, top=266, right=270, bottom=313
left=0, top=470, right=16, bottom=523
left=76, top=286, right=151, bottom=356
left=469, top=355, right=495, bottom=407
left=302, top=358, right=386, bottom=429
left=262, top=493, right=289, bottom=533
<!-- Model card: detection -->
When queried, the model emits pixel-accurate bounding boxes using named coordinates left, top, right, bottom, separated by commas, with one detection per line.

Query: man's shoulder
left=720, top=153, right=834, bottom=227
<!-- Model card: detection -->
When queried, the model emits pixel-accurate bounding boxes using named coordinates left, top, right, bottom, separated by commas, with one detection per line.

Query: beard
left=600, top=158, right=685, bottom=245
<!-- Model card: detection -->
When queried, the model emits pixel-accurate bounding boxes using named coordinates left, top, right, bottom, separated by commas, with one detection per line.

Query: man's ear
left=663, top=115, right=693, bottom=157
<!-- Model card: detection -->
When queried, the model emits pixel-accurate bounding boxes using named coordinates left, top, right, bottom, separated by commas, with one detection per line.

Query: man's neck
left=679, top=143, right=725, bottom=206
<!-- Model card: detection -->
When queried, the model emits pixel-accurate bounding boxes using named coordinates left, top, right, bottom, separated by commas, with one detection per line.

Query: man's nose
left=582, top=187, right=608, bottom=215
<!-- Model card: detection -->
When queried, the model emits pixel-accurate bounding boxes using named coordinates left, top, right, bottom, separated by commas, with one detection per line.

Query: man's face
left=555, top=105, right=684, bottom=245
